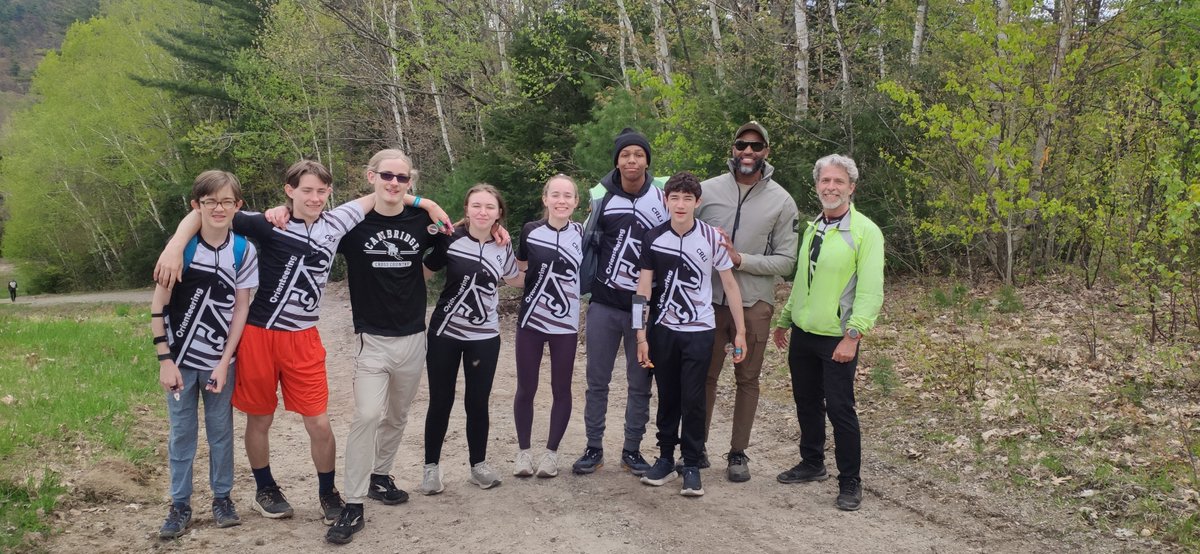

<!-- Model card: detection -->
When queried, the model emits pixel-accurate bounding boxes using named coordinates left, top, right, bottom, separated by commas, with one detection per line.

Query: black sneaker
left=680, top=466, right=704, bottom=497
left=639, top=457, right=678, bottom=486
left=837, top=479, right=863, bottom=511
left=252, top=485, right=294, bottom=519
left=320, top=487, right=346, bottom=525
left=726, top=451, right=751, bottom=483
left=572, top=447, right=604, bottom=474
left=158, top=502, right=192, bottom=539
left=776, top=462, right=829, bottom=484
left=211, top=496, right=242, bottom=528
left=367, top=474, right=410, bottom=505
left=325, top=503, right=365, bottom=545
left=620, top=449, right=652, bottom=476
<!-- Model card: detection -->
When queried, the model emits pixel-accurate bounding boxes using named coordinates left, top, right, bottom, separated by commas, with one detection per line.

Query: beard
left=820, top=195, right=849, bottom=210
left=732, top=156, right=765, bottom=176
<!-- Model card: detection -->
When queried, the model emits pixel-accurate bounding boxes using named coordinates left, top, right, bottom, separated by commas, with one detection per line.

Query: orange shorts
left=233, top=324, right=328, bottom=417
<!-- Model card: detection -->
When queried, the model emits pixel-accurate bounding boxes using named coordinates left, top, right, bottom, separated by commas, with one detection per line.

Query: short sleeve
left=326, top=200, right=367, bottom=239
left=516, top=221, right=538, bottom=262
left=502, top=244, right=519, bottom=279
left=712, top=227, right=733, bottom=271
left=235, top=243, right=260, bottom=290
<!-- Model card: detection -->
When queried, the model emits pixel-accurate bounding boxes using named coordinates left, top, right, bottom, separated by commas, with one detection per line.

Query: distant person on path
left=150, top=170, right=259, bottom=539
left=696, top=121, right=799, bottom=482
left=7, top=280, right=15, bottom=302
left=420, top=184, right=523, bottom=495
left=634, top=171, right=747, bottom=498
left=573, top=128, right=669, bottom=476
left=155, top=160, right=449, bottom=532
left=511, top=175, right=584, bottom=479
left=772, top=154, right=884, bottom=511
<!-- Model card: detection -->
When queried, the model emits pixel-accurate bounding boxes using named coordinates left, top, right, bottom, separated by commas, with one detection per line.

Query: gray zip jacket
left=696, top=159, right=799, bottom=307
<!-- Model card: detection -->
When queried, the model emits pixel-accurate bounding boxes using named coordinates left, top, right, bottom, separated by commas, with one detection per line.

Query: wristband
left=153, top=336, right=167, bottom=344
left=151, top=312, right=164, bottom=318
left=413, top=196, right=422, bottom=208
left=157, top=353, right=173, bottom=361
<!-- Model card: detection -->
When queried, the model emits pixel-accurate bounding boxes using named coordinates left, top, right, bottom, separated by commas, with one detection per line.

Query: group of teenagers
left=149, top=121, right=885, bottom=544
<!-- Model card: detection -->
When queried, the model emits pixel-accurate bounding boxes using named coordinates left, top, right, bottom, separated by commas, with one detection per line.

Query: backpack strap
left=182, top=235, right=200, bottom=273
left=232, top=232, right=247, bottom=272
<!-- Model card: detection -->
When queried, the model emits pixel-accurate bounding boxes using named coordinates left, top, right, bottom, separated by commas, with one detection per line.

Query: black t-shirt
left=338, top=207, right=436, bottom=337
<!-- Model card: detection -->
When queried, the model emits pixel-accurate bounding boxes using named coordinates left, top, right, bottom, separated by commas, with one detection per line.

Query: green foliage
left=0, top=470, right=65, bottom=551
left=995, top=285, right=1023, bottom=314
left=869, top=355, right=898, bottom=396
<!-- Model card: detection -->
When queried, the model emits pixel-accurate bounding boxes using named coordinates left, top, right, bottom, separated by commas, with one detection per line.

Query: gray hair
left=812, top=154, right=859, bottom=184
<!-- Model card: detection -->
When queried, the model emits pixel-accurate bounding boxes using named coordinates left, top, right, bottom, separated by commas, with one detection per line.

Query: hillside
left=0, top=0, right=98, bottom=125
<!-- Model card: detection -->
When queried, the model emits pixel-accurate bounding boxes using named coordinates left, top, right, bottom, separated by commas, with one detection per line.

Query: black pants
left=424, top=333, right=501, bottom=466
left=649, top=327, right=714, bottom=467
left=788, top=326, right=861, bottom=483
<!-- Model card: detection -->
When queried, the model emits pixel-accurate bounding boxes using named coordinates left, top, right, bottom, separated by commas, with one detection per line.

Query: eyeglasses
left=199, top=199, right=237, bottom=209
left=375, top=171, right=412, bottom=183
left=733, top=140, right=767, bottom=152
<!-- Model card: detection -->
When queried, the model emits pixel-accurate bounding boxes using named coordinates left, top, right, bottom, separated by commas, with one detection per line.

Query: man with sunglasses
left=696, top=121, right=799, bottom=483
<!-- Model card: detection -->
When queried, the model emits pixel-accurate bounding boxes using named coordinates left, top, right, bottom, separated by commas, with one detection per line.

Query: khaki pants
left=703, top=301, right=774, bottom=453
left=343, top=332, right=425, bottom=503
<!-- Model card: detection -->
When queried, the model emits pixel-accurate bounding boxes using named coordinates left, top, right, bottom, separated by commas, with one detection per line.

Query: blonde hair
left=541, top=173, right=579, bottom=220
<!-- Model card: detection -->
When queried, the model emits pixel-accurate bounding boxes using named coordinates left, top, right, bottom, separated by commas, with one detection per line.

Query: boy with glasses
left=152, top=170, right=258, bottom=538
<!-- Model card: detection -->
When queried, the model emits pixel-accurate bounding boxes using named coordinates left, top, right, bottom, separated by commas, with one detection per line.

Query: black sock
left=318, top=470, right=335, bottom=495
left=252, top=465, right=276, bottom=491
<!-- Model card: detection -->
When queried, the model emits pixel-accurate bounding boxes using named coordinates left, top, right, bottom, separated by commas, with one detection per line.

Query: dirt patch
left=72, top=458, right=156, bottom=505
left=31, top=281, right=1157, bottom=553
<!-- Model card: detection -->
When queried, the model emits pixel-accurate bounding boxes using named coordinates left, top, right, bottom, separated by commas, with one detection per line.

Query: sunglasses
left=734, top=140, right=767, bottom=152
left=375, top=171, right=412, bottom=183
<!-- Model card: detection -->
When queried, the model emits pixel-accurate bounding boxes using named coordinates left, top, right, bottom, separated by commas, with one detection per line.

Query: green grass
left=869, top=355, right=899, bottom=396
left=0, top=302, right=159, bottom=549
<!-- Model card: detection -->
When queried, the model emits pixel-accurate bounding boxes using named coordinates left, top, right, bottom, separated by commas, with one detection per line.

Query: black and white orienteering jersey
left=165, top=233, right=259, bottom=371
left=426, top=227, right=519, bottom=341
left=590, top=183, right=668, bottom=311
left=234, top=202, right=365, bottom=331
left=516, top=220, right=583, bottom=335
left=639, top=219, right=733, bottom=332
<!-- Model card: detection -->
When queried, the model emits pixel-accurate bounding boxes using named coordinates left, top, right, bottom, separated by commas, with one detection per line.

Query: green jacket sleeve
left=846, top=222, right=885, bottom=333
left=774, top=224, right=809, bottom=329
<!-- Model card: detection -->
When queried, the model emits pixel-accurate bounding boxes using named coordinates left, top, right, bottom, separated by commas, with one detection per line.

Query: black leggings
left=424, top=333, right=501, bottom=466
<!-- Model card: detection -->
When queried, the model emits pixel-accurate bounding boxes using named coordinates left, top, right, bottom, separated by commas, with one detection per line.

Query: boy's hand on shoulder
left=264, top=205, right=290, bottom=229
left=153, top=249, right=185, bottom=287
left=492, top=223, right=511, bottom=245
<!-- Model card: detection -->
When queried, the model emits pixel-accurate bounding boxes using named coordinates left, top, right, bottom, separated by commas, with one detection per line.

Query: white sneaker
left=420, top=463, right=444, bottom=495
left=536, top=450, right=559, bottom=478
left=513, top=449, right=534, bottom=477
left=468, top=461, right=502, bottom=490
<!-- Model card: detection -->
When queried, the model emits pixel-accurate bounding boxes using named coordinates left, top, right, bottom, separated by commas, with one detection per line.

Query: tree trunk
left=616, top=0, right=644, bottom=75
left=827, top=0, right=853, bottom=152
left=910, top=0, right=928, bottom=65
left=793, top=0, right=809, bottom=117
left=491, top=0, right=511, bottom=95
left=383, top=0, right=408, bottom=150
left=708, top=0, right=726, bottom=83
left=649, top=0, right=674, bottom=87
left=407, top=0, right=455, bottom=168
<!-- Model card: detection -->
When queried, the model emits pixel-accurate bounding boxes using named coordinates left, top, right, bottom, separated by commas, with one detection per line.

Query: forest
left=0, top=0, right=1196, bottom=341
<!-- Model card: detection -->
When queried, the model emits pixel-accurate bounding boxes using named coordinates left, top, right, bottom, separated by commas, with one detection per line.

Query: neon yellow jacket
left=774, top=204, right=885, bottom=337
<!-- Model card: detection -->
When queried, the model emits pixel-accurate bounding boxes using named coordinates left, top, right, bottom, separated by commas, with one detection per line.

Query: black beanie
left=612, top=127, right=651, bottom=167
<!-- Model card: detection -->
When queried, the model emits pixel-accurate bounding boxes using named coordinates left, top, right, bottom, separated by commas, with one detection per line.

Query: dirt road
left=41, top=282, right=1138, bottom=553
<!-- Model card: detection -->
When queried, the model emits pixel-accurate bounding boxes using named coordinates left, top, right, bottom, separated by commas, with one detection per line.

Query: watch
left=846, top=328, right=861, bottom=340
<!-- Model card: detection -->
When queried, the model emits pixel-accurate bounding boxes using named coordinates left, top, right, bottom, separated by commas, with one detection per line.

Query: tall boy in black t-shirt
left=634, top=172, right=748, bottom=497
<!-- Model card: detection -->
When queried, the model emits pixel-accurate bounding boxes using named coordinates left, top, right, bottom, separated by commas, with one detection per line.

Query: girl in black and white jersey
left=420, top=184, right=524, bottom=494
left=512, top=175, right=584, bottom=479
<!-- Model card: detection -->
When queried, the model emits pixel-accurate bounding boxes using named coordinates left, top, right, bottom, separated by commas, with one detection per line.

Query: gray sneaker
left=513, top=449, right=534, bottom=477
left=420, top=463, right=444, bottom=495
left=252, top=484, right=294, bottom=519
left=726, top=451, right=751, bottom=483
left=468, top=461, right=502, bottom=490
left=536, top=450, right=559, bottom=478
left=211, top=496, right=241, bottom=528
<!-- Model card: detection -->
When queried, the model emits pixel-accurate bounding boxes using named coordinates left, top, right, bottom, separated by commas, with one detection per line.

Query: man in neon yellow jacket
left=771, top=154, right=884, bottom=512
